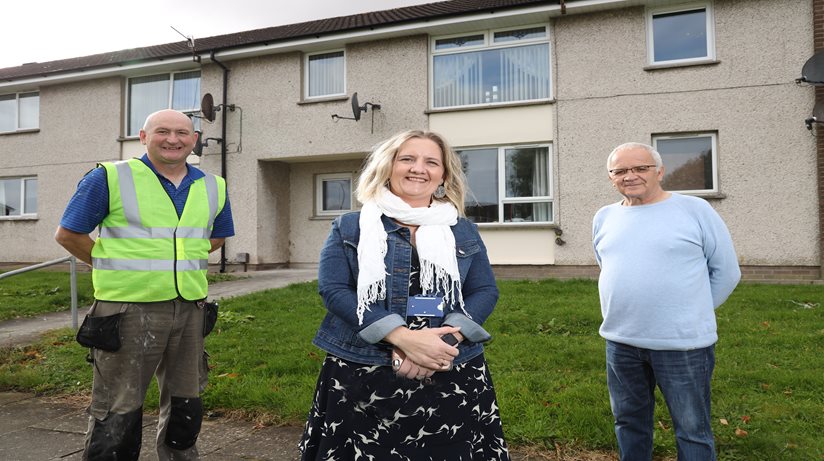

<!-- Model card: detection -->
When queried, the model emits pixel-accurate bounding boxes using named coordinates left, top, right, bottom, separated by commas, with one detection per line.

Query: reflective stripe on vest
left=93, top=258, right=209, bottom=272
left=98, top=162, right=219, bottom=242
left=91, top=159, right=224, bottom=302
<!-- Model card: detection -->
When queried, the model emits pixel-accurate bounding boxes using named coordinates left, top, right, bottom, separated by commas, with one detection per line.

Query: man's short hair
left=607, top=142, right=663, bottom=171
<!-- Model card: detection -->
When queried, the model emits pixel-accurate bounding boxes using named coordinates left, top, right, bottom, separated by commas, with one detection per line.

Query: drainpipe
left=816, top=2, right=824, bottom=280
left=209, top=51, right=230, bottom=273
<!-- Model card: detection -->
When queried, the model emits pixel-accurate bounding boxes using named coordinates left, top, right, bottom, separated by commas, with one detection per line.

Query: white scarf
left=356, top=187, right=466, bottom=325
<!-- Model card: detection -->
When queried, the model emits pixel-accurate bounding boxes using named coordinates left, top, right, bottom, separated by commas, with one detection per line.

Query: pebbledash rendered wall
left=0, top=77, right=125, bottom=263
left=211, top=0, right=818, bottom=277
left=549, top=0, right=818, bottom=277
left=194, top=35, right=431, bottom=269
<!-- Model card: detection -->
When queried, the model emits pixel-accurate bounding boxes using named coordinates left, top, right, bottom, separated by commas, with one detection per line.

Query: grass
left=0, top=278, right=821, bottom=459
left=0, top=271, right=94, bottom=321
left=0, top=271, right=238, bottom=321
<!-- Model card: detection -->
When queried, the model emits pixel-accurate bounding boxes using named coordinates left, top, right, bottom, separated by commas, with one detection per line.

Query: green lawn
left=0, top=278, right=821, bottom=459
left=0, top=271, right=94, bottom=320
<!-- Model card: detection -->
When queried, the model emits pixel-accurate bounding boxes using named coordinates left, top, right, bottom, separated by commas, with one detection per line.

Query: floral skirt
left=298, top=352, right=510, bottom=461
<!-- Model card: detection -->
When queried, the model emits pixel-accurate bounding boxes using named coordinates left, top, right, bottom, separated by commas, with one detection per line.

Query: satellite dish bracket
left=331, top=92, right=382, bottom=133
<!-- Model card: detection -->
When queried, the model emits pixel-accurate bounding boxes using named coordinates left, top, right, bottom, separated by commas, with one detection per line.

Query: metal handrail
left=0, top=256, right=79, bottom=329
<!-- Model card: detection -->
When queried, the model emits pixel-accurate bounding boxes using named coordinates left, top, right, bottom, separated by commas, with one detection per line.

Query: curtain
left=0, top=95, right=15, bottom=132
left=0, top=179, right=21, bottom=216
left=309, top=52, right=344, bottom=97
left=499, top=44, right=550, bottom=103
left=128, top=74, right=170, bottom=136
left=433, top=53, right=483, bottom=108
left=24, top=178, right=37, bottom=214
left=172, top=72, right=201, bottom=111
left=434, top=43, right=549, bottom=108
left=18, top=93, right=39, bottom=129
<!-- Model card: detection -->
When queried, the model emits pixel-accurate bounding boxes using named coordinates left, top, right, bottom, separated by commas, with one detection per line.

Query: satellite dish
left=815, top=101, right=824, bottom=121
left=351, top=92, right=362, bottom=121
left=331, top=93, right=381, bottom=132
left=801, top=50, right=824, bottom=84
left=201, top=93, right=216, bottom=122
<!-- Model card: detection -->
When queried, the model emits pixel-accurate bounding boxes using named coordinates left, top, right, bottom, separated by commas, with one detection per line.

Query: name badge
left=407, top=295, right=445, bottom=317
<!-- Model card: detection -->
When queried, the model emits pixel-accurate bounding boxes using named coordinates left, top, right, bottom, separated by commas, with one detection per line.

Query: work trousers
left=83, top=299, right=207, bottom=461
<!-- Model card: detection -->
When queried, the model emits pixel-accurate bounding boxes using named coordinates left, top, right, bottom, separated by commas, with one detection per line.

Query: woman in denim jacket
left=299, top=130, right=509, bottom=460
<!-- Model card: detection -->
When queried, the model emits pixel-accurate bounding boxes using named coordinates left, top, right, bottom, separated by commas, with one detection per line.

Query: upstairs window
left=458, top=144, right=553, bottom=224
left=316, top=173, right=352, bottom=216
left=654, top=133, right=718, bottom=194
left=305, top=50, right=346, bottom=99
left=0, top=92, right=39, bottom=133
left=431, top=25, right=551, bottom=109
left=647, top=3, right=715, bottom=65
left=127, top=71, right=201, bottom=136
left=0, top=177, right=37, bottom=217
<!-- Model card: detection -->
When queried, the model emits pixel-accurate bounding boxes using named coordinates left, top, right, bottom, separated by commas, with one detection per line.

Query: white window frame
left=315, top=173, right=353, bottom=216
left=646, top=2, right=715, bottom=66
left=0, top=91, right=39, bottom=133
left=430, top=24, right=552, bottom=110
left=0, top=176, right=37, bottom=218
left=458, top=143, right=554, bottom=225
left=304, top=49, right=346, bottom=100
left=125, top=70, right=201, bottom=137
left=653, top=132, right=718, bottom=195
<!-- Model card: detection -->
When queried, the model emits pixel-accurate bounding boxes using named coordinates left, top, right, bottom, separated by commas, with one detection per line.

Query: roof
left=0, top=0, right=567, bottom=82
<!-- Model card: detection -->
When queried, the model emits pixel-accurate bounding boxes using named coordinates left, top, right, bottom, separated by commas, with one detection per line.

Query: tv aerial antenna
left=332, top=92, right=382, bottom=133
left=171, top=25, right=200, bottom=63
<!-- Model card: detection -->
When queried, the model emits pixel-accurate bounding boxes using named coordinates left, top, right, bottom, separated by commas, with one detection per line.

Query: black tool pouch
left=203, top=301, right=218, bottom=337
left=76, top=302, right=127, bottom=352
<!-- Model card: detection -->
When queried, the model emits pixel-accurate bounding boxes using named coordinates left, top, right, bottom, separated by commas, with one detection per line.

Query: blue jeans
left=605, top=340, right=716, bottom=461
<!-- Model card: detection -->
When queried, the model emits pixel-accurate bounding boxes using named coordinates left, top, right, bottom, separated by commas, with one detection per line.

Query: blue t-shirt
left=60, top=154, right=234, bottom=238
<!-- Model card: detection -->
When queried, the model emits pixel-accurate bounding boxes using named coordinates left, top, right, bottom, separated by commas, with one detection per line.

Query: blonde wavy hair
left=356, top=130, right=466, bottom=216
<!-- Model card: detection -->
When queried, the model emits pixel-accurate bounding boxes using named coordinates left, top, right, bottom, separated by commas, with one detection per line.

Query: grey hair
left=606, top=142, right=663, bottom=171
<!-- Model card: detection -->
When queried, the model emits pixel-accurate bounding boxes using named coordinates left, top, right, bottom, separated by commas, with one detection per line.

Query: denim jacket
left=313, top=212, right=499, bottom=366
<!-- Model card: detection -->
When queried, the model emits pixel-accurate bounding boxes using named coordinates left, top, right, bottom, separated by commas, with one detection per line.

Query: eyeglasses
left=608, top=165, right=657, bottom=176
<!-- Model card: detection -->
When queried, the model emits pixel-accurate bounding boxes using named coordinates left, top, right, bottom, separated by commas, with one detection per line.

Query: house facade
left=0, top=0, right=820, bottom=281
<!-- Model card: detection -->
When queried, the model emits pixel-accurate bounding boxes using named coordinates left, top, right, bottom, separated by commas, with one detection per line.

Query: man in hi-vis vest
left=55, top=109, right=234, bottom=461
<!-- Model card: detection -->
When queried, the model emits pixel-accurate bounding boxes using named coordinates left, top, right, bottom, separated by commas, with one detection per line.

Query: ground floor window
left=457, top=144, right=552, bottom=223
left=0, top=177, right=37, bottom=217
left=653, top=132, right=718, bottom=194
left=316, top=173, right=352, bottom=216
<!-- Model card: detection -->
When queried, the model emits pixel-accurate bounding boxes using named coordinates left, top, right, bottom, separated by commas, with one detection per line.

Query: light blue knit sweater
left=592, top=193, right=741, bottom=350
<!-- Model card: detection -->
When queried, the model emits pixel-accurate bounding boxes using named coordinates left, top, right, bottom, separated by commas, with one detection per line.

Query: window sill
left=0, top=128, right=39, bottom=136
left=117, top=136, right=140, bottom=142
left=310, top=214, right=347, bottom=221
left=425, top=99, right=555, bottom=114
left=677, top=191, right=726, bottom=200
left=0, top=215, right=38, bottom=221
left=644, top=59, right=720, bottom=71
left=476, top=222, right=557, bottom=229
left=298, top=95, right=349, bottom=105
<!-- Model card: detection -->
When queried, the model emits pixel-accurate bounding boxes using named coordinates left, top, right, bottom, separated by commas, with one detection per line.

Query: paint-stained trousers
left=83, top=299, right=208, bottom=461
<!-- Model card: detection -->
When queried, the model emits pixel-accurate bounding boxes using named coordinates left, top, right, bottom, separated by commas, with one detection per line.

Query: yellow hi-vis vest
left=91, top=158, right=226, bottom=302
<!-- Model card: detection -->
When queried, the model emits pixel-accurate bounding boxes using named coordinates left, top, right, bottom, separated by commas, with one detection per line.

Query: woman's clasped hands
left=387, top=326, right=461, bottom=380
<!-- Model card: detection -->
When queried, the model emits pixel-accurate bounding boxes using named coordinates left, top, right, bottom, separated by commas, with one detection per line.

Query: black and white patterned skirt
left=298, top=351, right=510, bottom=460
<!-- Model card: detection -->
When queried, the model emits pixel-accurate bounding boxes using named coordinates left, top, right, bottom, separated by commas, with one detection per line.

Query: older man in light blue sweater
left=592, top=142, right=740, bottom=461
